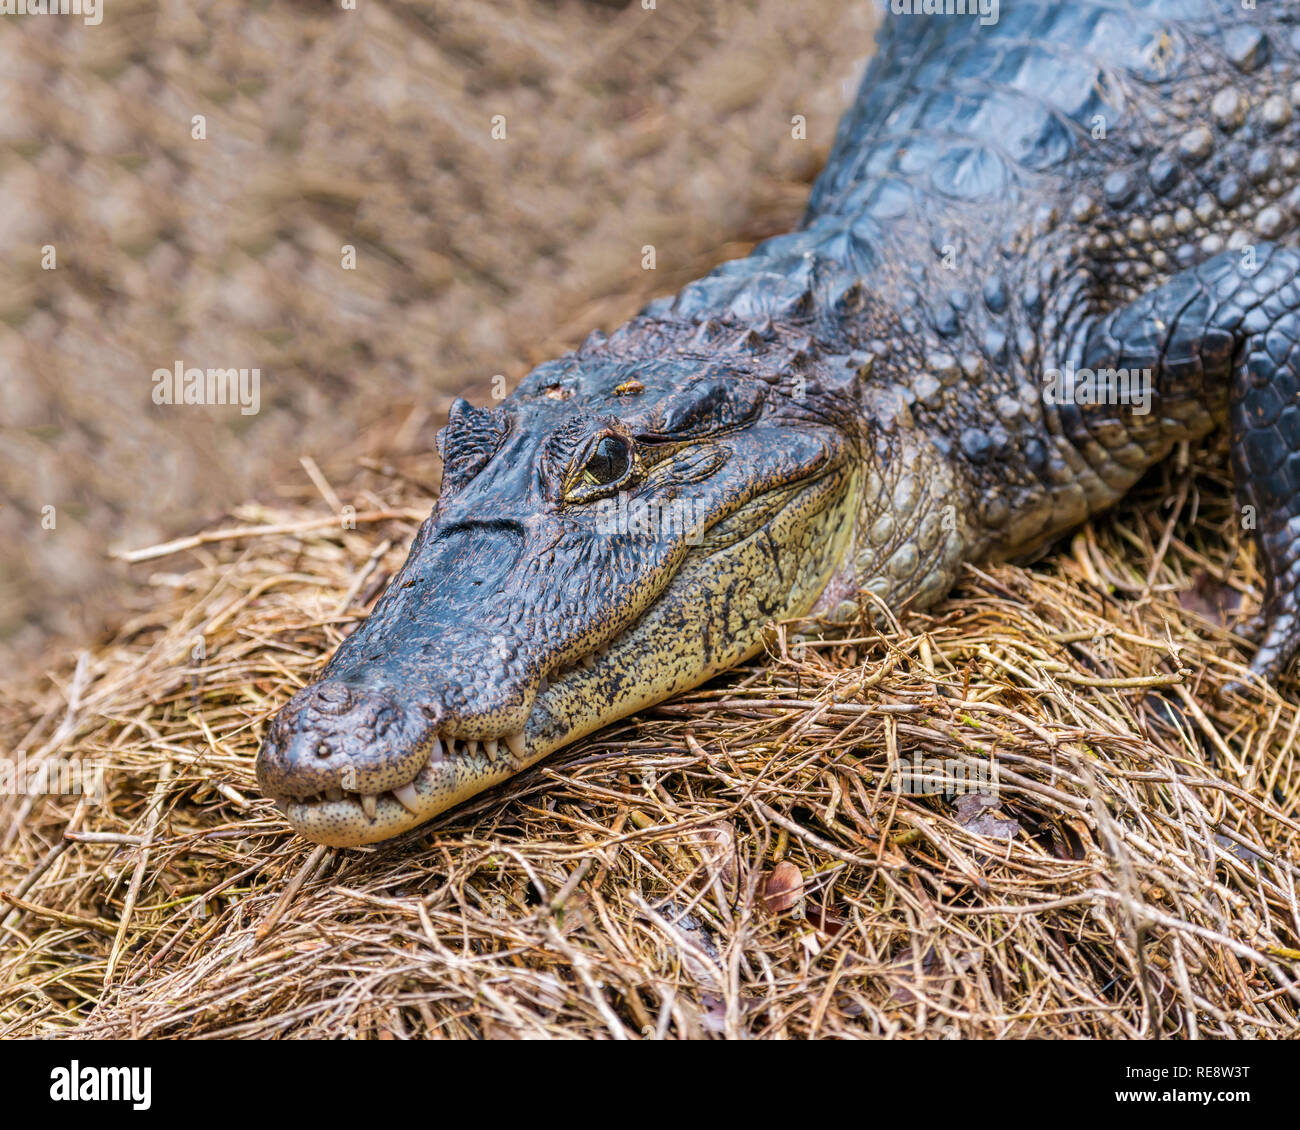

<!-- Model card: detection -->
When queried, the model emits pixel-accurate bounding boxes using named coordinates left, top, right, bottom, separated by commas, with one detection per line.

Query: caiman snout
left=257, top=681, right=431, bottom=799
left=257, top=674, right=531, bottom=846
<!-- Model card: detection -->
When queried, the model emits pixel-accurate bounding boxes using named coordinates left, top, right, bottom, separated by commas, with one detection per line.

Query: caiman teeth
left=579, top=654, right=596, bottom=670
left=392, top=781, right=421, bottom=814
left=285, top=725, right=535, bottom=821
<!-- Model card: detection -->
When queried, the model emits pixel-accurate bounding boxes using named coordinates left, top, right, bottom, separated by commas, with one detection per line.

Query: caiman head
left=256, top=319, right=866, bottom=845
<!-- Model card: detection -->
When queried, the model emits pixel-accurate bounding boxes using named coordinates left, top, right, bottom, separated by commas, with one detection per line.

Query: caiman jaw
left=257, top=624, right=643, bottom=848
left=267, top=724, right=532, bottom=849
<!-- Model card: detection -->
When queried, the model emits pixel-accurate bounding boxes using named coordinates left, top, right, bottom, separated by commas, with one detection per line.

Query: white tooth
left=392, top=782, right=421, bottom=814
left=484, top=739, right=498, bottom=758
left=596, top=644, right=609, bottom=657
left=467, top=739, right=479, bottom=756
left=580, top=654, right=595, bottom=669
left=505, top=732, right=526, bottom=758
left=429, top=734, right=443, bottom=764
left=361, top=793, right=378, bottom=819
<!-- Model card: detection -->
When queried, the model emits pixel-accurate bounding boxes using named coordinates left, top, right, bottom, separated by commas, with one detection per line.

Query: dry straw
left=2, top=449, right=1299, bottom=1039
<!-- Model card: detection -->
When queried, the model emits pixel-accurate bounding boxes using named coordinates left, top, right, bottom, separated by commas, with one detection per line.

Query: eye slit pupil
left=585, top=436, right=630, bottom=485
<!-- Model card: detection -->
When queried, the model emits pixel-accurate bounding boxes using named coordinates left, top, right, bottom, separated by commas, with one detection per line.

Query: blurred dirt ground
left=0, top=0, right=875, bottom=678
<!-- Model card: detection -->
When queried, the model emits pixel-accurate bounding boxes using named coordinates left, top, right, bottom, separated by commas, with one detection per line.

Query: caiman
left=257, top=0, right=1300, bottom=846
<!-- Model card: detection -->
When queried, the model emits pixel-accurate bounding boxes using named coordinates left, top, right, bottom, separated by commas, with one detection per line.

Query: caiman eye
left=581, top=435, right=630, bottom=487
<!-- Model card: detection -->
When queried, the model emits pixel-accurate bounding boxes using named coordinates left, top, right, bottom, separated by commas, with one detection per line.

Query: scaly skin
left=258, top=0, right=1300, bottom=846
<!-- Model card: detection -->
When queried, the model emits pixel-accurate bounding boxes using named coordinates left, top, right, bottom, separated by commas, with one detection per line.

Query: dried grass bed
left=3, top=451, right=1300, bottom=1039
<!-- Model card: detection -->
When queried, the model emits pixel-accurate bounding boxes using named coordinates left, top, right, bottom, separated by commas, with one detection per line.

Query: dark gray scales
left=649, top=0, right=1300, bottom=683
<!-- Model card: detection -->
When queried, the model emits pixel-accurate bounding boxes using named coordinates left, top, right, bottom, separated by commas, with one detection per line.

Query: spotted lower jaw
left=276, top=730, right=534, bottom=846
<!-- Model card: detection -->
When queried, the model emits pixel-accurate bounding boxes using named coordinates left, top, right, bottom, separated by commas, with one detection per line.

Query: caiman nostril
left=310, top=683, right=354, bottom=715
left=314, top=741, right=332, bottom=759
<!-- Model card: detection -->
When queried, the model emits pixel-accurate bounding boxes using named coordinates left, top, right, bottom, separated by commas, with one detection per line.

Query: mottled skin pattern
left=258, top=0, right=1300, bottom=846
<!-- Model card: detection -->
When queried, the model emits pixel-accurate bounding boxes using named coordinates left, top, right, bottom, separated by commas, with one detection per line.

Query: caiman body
left=259, top=0, right=1300, bottom=846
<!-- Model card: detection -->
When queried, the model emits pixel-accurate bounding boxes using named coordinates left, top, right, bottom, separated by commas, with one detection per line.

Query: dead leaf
left=954, top=793, right=1021, bottom=840
left=688, top=821, right=739, bottom=887
left=1177, top=570, right=1243, bottom=626
left=763, top=861, right=804, bottom=913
